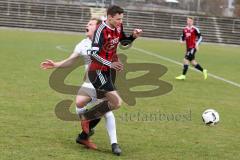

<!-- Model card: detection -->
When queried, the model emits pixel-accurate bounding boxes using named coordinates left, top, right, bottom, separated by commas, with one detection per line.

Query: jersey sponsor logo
left=102, top=37, right=120, bottom=52
left=111, top=37, right=119, bottom=45
left=186, top=32, right=191, bottom=38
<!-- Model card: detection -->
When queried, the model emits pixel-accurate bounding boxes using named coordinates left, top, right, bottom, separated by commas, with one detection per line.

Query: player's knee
left=76, top=95, right=91, bottom=107
left=112, top=99, right=122, bottom=109
left=75, top=100, right=87, bottom=108
left=191, top=63, right=197, bottom=67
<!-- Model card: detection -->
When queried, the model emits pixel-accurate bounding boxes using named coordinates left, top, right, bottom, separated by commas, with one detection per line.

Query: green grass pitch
left=0, top=28, right=240, bottom=160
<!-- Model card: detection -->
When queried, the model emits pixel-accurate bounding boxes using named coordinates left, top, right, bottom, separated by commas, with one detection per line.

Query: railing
left=0, top=0, right=240, bottom=45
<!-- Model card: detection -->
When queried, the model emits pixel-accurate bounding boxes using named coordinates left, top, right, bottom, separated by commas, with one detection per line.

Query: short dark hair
left=107, top=5, right=124, bottom=16
left=90, top=18, right=102, bottom=25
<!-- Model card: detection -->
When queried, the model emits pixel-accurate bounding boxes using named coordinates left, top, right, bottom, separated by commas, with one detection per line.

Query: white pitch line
left=132, top=47, right=240, bottom=88
left=56, top=45, right=70, bottom=52
left=56, top=45, right=240, bottom=88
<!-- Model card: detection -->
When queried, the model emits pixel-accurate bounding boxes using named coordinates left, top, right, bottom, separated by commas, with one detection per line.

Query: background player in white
left=40, top=18, right=121, bottom=155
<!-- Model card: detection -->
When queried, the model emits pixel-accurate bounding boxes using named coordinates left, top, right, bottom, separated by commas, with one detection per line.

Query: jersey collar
left=186, top=25, right=194, bottom=29
left=103, top=21, right=115, bottom=31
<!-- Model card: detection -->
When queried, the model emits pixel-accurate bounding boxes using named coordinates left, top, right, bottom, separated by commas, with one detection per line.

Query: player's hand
left=110, top=62, right=123, bottom=71
left=40, top=59, right=56, bottom=69
left=132, top=29, right=143, bottom=38
left=196, top=45, right=199, bottom=51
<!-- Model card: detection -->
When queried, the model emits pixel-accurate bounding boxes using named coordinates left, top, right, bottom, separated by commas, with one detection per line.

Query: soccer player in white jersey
left=40, top=18, right=121, bottom=155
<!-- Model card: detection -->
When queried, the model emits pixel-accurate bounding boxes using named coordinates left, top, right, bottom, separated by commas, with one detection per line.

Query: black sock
left=83, top=101, right=110, bottom=120
left=89, top=118, right=101, bottom=129
left=195, top=64, right=203, bottom=72
left=79, top=131, right=88, bottom=140
left=77, top=119, right=101, bottom=141
left=183, top=64, right=189, bottom=75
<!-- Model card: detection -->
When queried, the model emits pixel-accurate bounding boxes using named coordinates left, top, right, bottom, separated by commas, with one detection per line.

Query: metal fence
left=0, top=0, right=240, bottom=44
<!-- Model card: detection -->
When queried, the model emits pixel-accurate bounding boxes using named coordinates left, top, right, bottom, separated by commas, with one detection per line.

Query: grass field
left=0, top=28, right=240, bottom=160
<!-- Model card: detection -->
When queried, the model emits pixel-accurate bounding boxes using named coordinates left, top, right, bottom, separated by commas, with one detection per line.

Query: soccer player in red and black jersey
left=79, top=5, right=142, bottom=154
left=176, top=17, right=207, bottom=80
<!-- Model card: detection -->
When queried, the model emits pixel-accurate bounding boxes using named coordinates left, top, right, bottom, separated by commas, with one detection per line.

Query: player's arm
left=180, top=30, right=185, bottom=43
left=195, top=28, right=203, bottom=46
left=120, top=27, right=142, bottom=46
left=91, top=28, right=112, bottom=67
left=40, top=52, right=79, bottom=69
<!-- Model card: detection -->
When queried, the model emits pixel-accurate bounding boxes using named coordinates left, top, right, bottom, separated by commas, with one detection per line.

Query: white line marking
left=56, top=45, right=240, bottom=88
left=132, top=47, right=240, bottom=88
left=56, top=45, right=70, bottom=52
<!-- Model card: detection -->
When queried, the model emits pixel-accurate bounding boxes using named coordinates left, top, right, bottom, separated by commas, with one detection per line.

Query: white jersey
left=74, top=37, right=97, bottom=98
left=73, top=37, right=92, bottom=71
left=73, top=37, right=92, bottom=83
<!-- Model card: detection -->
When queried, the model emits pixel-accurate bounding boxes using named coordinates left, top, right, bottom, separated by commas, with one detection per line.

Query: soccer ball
left=202, top=109, right=220, bottom=125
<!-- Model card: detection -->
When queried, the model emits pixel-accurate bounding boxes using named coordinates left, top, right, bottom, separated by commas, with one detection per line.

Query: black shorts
left=185, top=48, right=197, bottom=61
left=88, top=69, right=116, bottom=98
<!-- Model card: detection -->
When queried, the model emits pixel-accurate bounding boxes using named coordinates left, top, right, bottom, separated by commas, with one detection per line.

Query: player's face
left=85, top=20, right=97, bottom=37
left=109, top=13, right=123, bottom=28
left=187, top=18, right=194, bottom=26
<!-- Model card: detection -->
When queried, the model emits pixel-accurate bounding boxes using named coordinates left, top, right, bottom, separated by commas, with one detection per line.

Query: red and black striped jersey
left=181, top=26, right=202, bottom=49
left=89, top=21, right=135, bottom=71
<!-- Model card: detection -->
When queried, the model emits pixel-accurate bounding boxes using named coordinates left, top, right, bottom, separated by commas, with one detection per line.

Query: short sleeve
left=73, top=41, right=84, bottom=56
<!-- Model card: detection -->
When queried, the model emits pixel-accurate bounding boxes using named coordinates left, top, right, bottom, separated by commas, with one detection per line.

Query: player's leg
left=106, top=69, right=121, bottom=110
left=75, top=94, right=98, bottom=149
left=105, top=91, right=122, bottom=110
left=75, top=94, right=91, bottom=114
left=76, top=83, right=104, bottom=132
left=176, top=58, right=190, bottom=80
left=83, top=69, right=121, bottom=154
left=191, top=59, right=208, bottom=80
left=83, top=70, right=122, bottom=120
left=191, top=59, right=203, bottom=71
left=104, top=112, right=117, bottom=145
left=75, top=89, right=101, bottom=149
left=76, top=117, right=101, bottom=144
left=106, top=69, right=121, bottom=155
left=82, top=91, right=122, bottom=120
left=183, top=58, right=190, bottom=75
left=176, top=48, right=195, bottom=80
left=76, top=92, right=92, bottom=133
left=87, top=102, right=103, bottom=134
left=104, top=111, right=121, bottom=156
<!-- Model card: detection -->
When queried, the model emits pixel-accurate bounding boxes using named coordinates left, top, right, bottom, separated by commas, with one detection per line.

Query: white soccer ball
left=202, top=109, right=220, bottom=125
